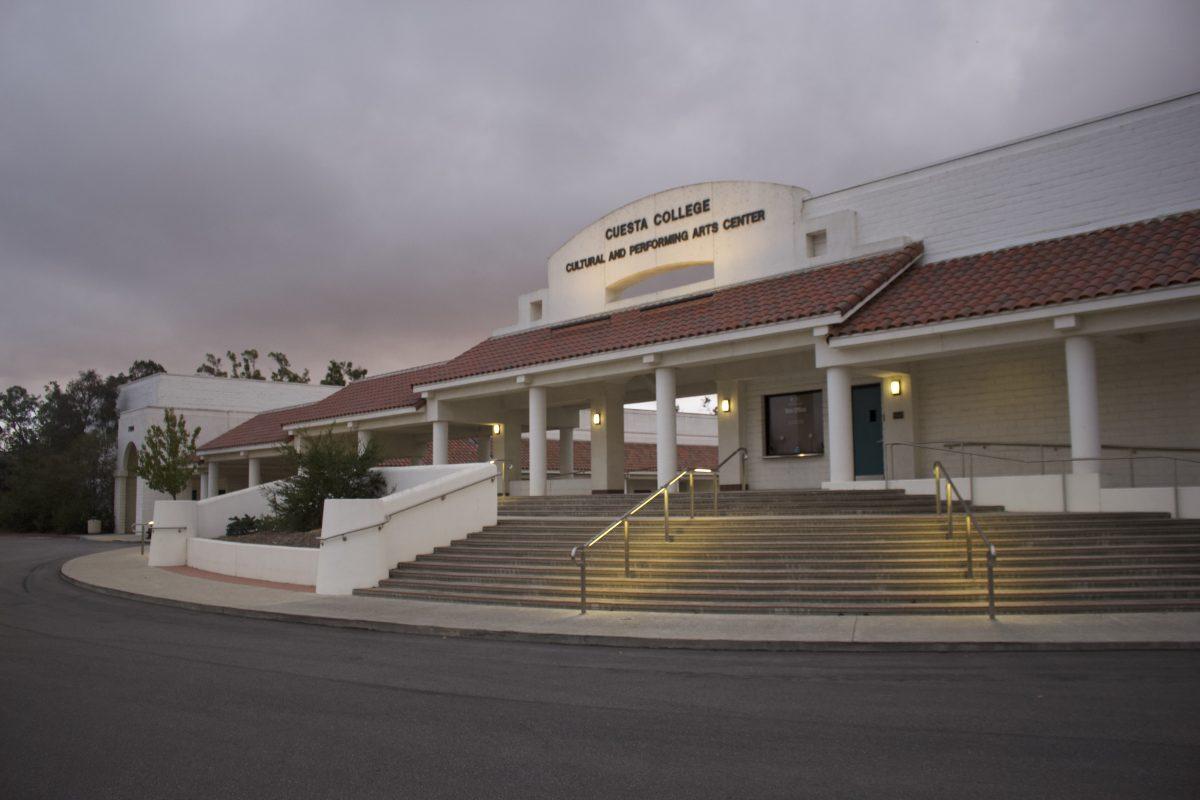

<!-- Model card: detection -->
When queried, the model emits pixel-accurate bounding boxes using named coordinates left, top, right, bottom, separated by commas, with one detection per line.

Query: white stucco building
left=114, top=374, right=337, bottom=533
left=174, top=92, right=1199, bottom=518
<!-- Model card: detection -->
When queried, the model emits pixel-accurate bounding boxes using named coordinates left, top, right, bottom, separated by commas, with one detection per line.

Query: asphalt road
left=2, top=536, right=1198, bottom=800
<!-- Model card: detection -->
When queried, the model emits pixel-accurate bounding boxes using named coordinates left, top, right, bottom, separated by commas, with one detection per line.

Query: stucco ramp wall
left=316, top=463, right=499, bottom=595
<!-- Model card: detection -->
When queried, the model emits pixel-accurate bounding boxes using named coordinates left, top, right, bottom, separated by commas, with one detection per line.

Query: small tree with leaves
left=321, top=360, right=368, bottom=386
left=135, top=409, right=200, bottom=499
left=268, top=433, right=385, bottom=531
left=196, top=353, right=228, bottom=377
left=268, top=351, right=310, bottom=383
left=227, top=349, right=264, bottom=380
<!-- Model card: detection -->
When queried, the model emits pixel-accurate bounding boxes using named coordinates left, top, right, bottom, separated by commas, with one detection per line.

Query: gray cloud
left=2, top=0, right=1198, bottom=389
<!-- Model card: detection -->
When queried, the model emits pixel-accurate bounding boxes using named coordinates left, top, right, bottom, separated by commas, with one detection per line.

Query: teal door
left=852, top=384, right=884, bottom=476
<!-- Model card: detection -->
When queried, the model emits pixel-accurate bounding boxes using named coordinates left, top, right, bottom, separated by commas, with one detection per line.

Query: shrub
left=267, top=433, right=385, bottom=531
left=227, top=514, right=260, bottom=536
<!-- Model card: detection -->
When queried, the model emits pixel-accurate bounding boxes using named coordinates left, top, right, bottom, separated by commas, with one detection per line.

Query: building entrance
left=851, top=384, right=884, bottom=476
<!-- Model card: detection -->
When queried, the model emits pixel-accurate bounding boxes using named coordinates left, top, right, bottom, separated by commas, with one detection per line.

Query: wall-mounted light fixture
left=888, top=378, right=903, bottom=397
left=491, top=423, right=501, bottom=435
left=719, top=397, right=731, bottom=413
left=591, top=411, right=602, bottom=427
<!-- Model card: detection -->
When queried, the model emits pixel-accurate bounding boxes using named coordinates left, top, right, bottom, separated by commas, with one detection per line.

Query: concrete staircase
left=356, top=492, right=1200, bottom=614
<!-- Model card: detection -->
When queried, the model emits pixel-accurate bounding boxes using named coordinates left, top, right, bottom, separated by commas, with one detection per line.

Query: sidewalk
left=62, top=547, right=1200, bottom=651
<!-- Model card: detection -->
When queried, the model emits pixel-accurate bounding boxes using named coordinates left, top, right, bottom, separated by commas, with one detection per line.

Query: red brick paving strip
left=161, top=565, right=315, bottom=593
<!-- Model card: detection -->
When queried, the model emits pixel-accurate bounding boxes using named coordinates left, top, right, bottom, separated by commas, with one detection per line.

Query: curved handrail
left=931, top=460, right=997, bottom=619
left=318, top=470, right=498, bottom=545
left=569, top=468, right=716, bottom=613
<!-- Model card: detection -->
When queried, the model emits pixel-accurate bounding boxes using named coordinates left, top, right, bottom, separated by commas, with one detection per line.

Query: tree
left=127, top=359, right=166, bottom=381
left=196, top=353, right=227, bottom=377
left=135, top=409, right=200, bottom=500
left=268, top=433, right=385, bottom=531
left=321, top=360, right=368, bottom=386
left=0, top=386, right=40, bottom=451
left=268, top=351, right=310, bottom=383
left=227, top=349, right=264, bottom=380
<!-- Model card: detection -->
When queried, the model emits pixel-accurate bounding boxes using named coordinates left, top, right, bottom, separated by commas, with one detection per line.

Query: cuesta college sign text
left=564, top=196, right=767, bottom=273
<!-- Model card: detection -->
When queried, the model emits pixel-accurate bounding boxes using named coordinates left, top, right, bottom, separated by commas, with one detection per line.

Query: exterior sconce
left=591, top=411, right=602, bottom=427
left=491, top=423, right=501, bottom=435
left=888, top=379, right=902, bottom=397
left=719, top=398, right=731, bottom=413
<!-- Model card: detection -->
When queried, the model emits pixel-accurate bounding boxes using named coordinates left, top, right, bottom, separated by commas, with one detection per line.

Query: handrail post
left=663, top=487, right=671, bottom=542
left=578, top=549, right=587, bottom=614
left=623, top=518, right=630, bottom=577
left=934, top=465, right=942, bottom=515
left=689, top=471, right=695, bottom=519
left=1173, top=459, right=1180, bottom=519
left=986, top=546, right=997, bottom=620
left=741, top=450, right=748, bottom=491
left=965, top=514, right=974, bottom=578
left=945, top=480, right=953, bottom=539
left=712, top=473, right=719, bottom=514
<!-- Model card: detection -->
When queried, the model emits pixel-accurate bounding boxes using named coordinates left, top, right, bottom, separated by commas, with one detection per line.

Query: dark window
left=763, top=390, right=824, bottom=456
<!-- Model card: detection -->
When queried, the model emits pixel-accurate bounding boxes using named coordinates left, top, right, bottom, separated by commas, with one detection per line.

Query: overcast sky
left=1, top=0, right=1197, bottom=391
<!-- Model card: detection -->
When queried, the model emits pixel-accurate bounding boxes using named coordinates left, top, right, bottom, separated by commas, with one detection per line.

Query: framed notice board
left=763, top=390, right=824, bottom=457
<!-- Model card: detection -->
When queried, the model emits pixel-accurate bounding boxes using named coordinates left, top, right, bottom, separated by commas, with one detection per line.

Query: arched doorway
left=121, top=443, right=138, bottom=533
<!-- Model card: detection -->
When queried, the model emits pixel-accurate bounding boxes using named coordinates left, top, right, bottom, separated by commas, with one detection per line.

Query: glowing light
left=888, top=379, right=902, bottom=397
left=491, top=423, right=501, bottom=434
left=719, top=398, right=731, bottom=413
left=591, top=411, right=602, bottom=426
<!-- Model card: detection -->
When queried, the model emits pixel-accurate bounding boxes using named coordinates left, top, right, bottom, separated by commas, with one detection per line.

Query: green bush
left=267, top=433, right=385, bottom=531
left=223, top=513, right=274, bottom=537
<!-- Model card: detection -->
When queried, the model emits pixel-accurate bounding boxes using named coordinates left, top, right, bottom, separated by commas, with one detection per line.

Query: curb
left=58, top=562, right=1200, bottom=653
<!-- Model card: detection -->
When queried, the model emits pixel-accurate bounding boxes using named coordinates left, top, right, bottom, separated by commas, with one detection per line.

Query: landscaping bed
left=219, top=530, right=320, bottom=548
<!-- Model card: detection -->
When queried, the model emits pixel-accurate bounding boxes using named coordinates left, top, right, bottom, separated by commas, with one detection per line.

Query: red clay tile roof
left=283, top=362, right=448, bottom=425
left=834, top=210, right=1200, bottom=336
left=423, top=243, right=923, bottom=384
left=195, top=404, right=311, bottom=452
left=197, top=362, right=450, bottom=452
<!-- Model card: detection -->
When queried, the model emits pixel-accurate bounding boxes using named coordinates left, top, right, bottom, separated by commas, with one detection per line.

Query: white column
left=1065, top=336, right=1101, bottom=475
left=207, top=461, right=219, bottom=498
left=495, top=410, right=524, bottom=495
left=557, top=427, right=574, bottom=475
left=356, top=429, right=373, bottom=455
left=247, top=458, right=261, bottom=487
left=590, top=385, right=625, bottom=493
left=826, top=366, right=854, bottom=483
left=431, top=421, right=450, bottom=465
left=199, top=472, right=208, bottom=500
left=655, top=367, right=677, bottom=486
left=528, top=386, right=547, bottom=496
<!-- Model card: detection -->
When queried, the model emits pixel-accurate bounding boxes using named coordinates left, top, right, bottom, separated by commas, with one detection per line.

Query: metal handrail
left=886, top=442, right=1198, bottom=517
left=318, top=471, right=498, bottom=545
left=931, top=461, right=998, bottom=619
left=624, top=447, right=748, bottom=494
left=569, top=468, right=716, bottom=614
left=714, top=446, right=749, bottom=493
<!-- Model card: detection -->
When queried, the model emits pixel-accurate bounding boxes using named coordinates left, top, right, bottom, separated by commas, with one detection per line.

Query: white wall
left=908, top=330, right=1200, bottom=486
left=187, top=538, right=318, bottom=586
left=316, top=463, right=498, bottom=595
left=807, top=94, right=1200, bottom=262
